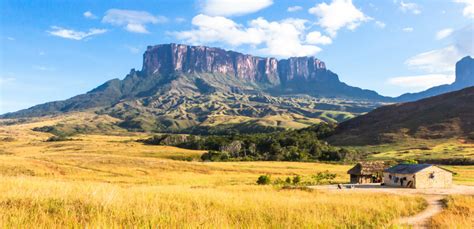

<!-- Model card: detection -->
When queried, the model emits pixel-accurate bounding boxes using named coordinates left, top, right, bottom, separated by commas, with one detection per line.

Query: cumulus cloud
left=406, top=46, right=460, bottom=73
left=287, top=6, right=303, bottom=12
left=305, top=31, right=332, bottom=45
left=375, top=21, right=386, bottom=29
left=47, top=26, right=107, bottom=40
left=402, top=27, right=414, bottom=32
left=399, top=1, right=421, bottom=15
left=172, top=14, right=328, bottom=57
left=201, top=0, right=273, bottom=16
left=388, top=74, right=455, bottom=90
left=102, top=9, right=167, bottom=33
left=454, top=0, right=474, bottom=18
left=308, top=0, right=371, bottom=37
left=436, top=28, right=454, bottom=40
left=83, top=11, right=97, bottom=19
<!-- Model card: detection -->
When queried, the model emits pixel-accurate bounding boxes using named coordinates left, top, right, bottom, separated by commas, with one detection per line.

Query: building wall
left=383, top=173, right=416, bottom=188
left=350, top=174, right=373, bottom=184
left=414, top=166, right=452, bottom=189
left=383, top=166, right=452, bottom=189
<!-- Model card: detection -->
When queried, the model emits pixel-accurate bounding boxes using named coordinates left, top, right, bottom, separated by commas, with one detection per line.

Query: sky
left=1, top=0, right=473, bottom=113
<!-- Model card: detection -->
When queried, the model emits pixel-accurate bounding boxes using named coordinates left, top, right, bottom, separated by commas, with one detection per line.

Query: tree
left=257, top=175, right=271, bottom=185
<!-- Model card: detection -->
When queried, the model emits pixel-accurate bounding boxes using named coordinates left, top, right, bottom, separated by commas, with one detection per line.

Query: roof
left=347, top=161, right=388, bottom=175
left=384, top=164, right=453, bottom=174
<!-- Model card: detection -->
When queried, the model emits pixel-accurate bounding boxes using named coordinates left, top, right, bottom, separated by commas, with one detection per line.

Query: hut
left=383, top=164, right=453, bottom=189
left=347, top=161, right=388, bottom=184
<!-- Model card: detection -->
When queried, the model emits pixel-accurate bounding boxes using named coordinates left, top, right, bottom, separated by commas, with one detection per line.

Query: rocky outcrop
left=142, top=43, right=330, bottom=86
left=454, top=56, right=474, bottom=87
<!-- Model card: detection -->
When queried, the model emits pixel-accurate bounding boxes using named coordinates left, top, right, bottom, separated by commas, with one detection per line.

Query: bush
left=256, top=175, right=271, bottom=185
left=200, top=151, right=230, bottom=161
left=46, top=136, right=71, bottom=142
left=312, top=171, right=336, bottom=185
left=292, top=175, right=301, bottom=185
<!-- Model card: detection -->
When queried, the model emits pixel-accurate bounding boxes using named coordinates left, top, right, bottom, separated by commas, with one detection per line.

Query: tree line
left=142, top=123, right=368, bottom=162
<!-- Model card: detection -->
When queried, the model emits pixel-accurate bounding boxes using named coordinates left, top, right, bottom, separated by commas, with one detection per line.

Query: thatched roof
left=347, top=161, right=388, bottom=175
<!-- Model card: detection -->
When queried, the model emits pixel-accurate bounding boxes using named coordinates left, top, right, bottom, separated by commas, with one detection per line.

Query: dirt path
left=398, top=195, right=444, bottom=228
left=309, top=184, right=474, bottom=228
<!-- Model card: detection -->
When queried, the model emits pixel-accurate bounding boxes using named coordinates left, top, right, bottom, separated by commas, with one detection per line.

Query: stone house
left=383, top=164, right=453, bottom=189
left=347, top=161, right=389, bottom=184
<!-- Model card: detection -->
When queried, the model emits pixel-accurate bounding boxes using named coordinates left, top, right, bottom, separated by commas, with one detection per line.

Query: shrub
left=46, top=136, right=71, bottom=142
left=200, top=151, right=230, bottom=161
left=292, top=175, right=301, bottom=185
left=256, top=175, right=271, bottom=185
left=312, top=171, right=336, bottom=185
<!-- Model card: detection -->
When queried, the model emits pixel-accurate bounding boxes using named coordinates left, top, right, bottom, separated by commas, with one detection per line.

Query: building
left=383, top=164, right=453, bottom=189
left=347, top=161, right=388, bottom=184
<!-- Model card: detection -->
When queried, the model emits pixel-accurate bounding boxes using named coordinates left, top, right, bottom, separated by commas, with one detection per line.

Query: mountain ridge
left=1, top=43, right=390, bottom=120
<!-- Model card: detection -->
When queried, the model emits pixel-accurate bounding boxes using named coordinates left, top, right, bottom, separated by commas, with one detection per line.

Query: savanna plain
left=0, top=114, right=473, bottom=228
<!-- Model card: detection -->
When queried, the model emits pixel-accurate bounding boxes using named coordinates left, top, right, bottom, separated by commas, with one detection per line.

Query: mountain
left=395, top=56, right=474, bottom=102
left=328, top=86, right=474, bottom=146
left=1, top=44, right=390, bottom=132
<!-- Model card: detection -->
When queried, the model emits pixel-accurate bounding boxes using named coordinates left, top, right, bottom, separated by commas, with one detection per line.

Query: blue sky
left=1, top=0, right=473, bottom=113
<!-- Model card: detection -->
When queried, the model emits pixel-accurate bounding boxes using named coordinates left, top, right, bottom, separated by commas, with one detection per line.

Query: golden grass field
left=0, top=114, right=472, bottom=227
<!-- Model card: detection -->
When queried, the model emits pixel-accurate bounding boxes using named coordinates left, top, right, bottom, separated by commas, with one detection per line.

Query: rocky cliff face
left=454, top=56, right=474, bottom=87
left=142, top=43, right=330, bottom=86
left=1, top=43, right=390, bottom=120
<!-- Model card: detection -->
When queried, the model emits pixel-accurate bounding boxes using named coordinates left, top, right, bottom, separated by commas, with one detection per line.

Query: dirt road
left=397, top=195, right=444, bottom=228
left=309, top=184, right=474, bottom=228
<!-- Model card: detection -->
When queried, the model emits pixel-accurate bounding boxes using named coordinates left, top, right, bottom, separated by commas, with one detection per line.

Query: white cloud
left=454, top=0, right=474, bottom=18
left=405, top=25, right=473, bottom=76
left=201, top=0, right=273, bottom=16
left=102, top=9, right=167, bottom=33
left=308, top=0, right=372, bottom=37
left=0, top=77, right=15, bottom=86
left=125, top=45, right=141, bottom=54
left=172, top=14, right=325, bottom=57
left=7, top=37, right=15, bottom=41
left=47, top=26, right=107, bottom=40
left=400, top=1, right=421, bottom=15
left=305, top=31, right=332, bottom=45
left=175, top=17, right=186, bottom=23
left=402, top=27, right=414, bottom=32
left=388, top=74, right=455, bottom=90
left=399, top=25, right=473, bottom=92
left=287, top=6, right=303, bottom=12
left=406, top=46, right=460, bottom=73
left=375, top=21, right=386, bottom=29
left=33, top=65, right=55, bottom=71
left=83, top=11, right=97, bottom=19
left=436, top=28, right=454, bottom=40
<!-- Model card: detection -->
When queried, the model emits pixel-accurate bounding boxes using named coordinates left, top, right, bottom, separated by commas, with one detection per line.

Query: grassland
left=0, top=115, right=472, bottom=227
left=430, top=195, right=474, bottom=227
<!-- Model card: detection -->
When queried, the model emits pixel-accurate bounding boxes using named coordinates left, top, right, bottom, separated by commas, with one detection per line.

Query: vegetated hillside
left=328, top=86, right=474, bottom=146
left=395, top=56, right=473, bottom=102
left=1, top=43, right=388, bottom=133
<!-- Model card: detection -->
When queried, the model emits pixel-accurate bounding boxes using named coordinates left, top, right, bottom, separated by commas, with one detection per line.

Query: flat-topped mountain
left=1, top=44, right=389, bottom=132
left=1, top=44, right=471, bottom=133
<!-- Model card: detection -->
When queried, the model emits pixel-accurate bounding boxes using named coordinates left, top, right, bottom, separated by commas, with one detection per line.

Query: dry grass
left=0, top=114, right=472, bottom=227
left=0, top=176, right=426, bottom=228
left=430, top=195, right=474, bottom=228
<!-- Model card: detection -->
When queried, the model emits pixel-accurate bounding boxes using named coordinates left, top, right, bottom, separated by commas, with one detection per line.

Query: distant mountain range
left=329, top=86, right=474, bottom=145
left=1, top=44, right=472, bottom=132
